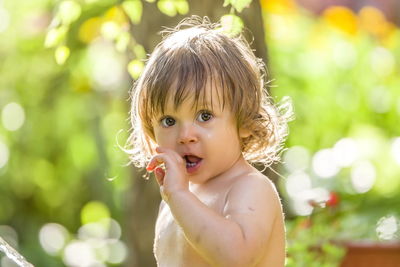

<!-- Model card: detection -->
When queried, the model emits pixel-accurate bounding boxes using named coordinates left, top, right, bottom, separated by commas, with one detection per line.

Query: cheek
left=203, top=124, right=240, bottom=146
left=154, top=128, right=176, bottom=147
left=153, top=127, right=163, bottom=144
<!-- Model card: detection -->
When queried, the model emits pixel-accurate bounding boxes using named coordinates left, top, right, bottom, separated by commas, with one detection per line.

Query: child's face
left=151, top=86, right=244, bottom=184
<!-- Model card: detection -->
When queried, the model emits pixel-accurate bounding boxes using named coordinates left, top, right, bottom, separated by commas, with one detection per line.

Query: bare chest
left=154, top=192, right=226, bottom=267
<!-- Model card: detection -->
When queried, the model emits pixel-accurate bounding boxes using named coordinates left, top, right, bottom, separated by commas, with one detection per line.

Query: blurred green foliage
left=262, top=1, right=400, bottom=265
left=0, top=0, right=249, bottom=266
left=0, top=0, right=135, bottom=265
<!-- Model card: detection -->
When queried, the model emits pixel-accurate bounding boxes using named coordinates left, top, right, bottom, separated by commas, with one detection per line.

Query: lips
left=183, top=154, right=203, bottom=173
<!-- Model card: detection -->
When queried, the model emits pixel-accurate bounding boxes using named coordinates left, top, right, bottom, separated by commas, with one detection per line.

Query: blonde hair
left=126, top=16, right=292, bottom=169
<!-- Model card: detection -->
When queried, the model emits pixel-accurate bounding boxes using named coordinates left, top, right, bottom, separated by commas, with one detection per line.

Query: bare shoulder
left=222, top=169, right=284, bottom=264
left=224, top=170, right=282, bottom=214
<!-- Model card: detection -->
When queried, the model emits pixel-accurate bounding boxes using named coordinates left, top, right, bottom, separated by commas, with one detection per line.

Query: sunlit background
left=0, top=0, right=399, bottom=266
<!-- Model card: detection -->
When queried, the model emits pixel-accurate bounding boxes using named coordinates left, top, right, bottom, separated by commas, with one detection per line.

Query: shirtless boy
left=128, top=16, right=290, bottom=267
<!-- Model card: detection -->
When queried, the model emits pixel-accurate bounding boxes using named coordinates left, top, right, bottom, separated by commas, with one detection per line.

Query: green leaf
left=44, top=26, right=67, bottom=48
left=122, top=0, right=142, bottom=25
left=157, top=0, right=177, bottom=17
left=175, top=0, right=189, bottom=15
left=223, top=0, right=231, bottom=7
left=220, top=14, right=244, bottom=36
left=227, top=0, right=252, bottom=12
left=128, top=59, right=144, bottom=79
left=55, top=45, right=70, bottom=65
left=81, top=201, right=110, bottom=225
left=58, top=0, right=81, bottom=25
left=115, top=31, right=131, bottom=52
left=133, top=44, right=146, bottom=59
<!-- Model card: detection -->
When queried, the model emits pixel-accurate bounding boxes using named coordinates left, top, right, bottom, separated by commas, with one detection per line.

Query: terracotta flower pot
left=340, top=241, right=400, bottom=267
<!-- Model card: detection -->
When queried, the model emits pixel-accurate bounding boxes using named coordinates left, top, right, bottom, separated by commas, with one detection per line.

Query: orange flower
left=103, top=6, right=128, bottom=26
left=358, top=6, right=395, bottom=41
left=260, top=0, right=297, bottom=14
left=322, top=6, right=358, bottom=35
left=78, top=17, right=103, bottom=43
left=78, top=6, right=129, bottom=44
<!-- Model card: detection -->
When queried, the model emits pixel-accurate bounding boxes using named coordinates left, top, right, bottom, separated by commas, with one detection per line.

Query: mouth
left=183, top=154, right=203, bottom=173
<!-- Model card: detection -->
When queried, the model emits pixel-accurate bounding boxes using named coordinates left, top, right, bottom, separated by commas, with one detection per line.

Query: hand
left=146, top=147, right=189, bottom=202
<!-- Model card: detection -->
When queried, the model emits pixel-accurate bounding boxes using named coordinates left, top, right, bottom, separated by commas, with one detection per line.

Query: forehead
left=162, top=78, right=225, bottom=113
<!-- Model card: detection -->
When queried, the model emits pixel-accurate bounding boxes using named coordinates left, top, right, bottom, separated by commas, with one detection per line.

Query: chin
left=188, top=174, right=211, bottom=185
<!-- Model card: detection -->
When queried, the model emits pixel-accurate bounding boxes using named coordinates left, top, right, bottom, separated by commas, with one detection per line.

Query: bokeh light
left=376, top=215, right=399, bottom=240
left=283, top=146, right=311, bottom=172
left=333, top=138, right=359, bottom=167
left=78, top=218, right=121, bottom=241
left=358, top=6, right=394, bottom=40
left=81, top=201, right=110, bottom=225
left=60, top=216, right=127, bottom=266
left=351, top=160, right=376, bottom=193
left=285, top=171, right=312, bottom=198
left=368, top=86, right=391, bottom=114
left=63, top=240, right=98, bottom=267
left=0, top=140, right=9, bottom=169
left=291, top=196, right=313, bottom=216
left=312, top=149, right=340, bottom=178
left=267, top=14, right=301, bottom=43
left=331, top=40, right=357, bottom=69
left=370, top=46, right=395, bottom=78
left=0, top=6, right=10, bottom=33
left=39, top=223, right=69, bottom=255
left=1, top=102, right=25, bottom=131
left=391, top=137, right=400, bottom=165
left=322, top=6, right=357, bottom=35
left=106, top=240, right=127, bottom=264
left=291, top=187, right=330, bottom=216
left=87, top=40, right=126, bottom=91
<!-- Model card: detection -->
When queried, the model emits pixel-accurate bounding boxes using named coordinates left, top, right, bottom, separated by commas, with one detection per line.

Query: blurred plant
left=44, top=0, right=253, bottom=80
left=0, top=0, right=259, bottom=265
left=285, top=212, right=347, bottom=267
left=38, top=201, right=127, bottom=267
left=261, top=1, right=400, bottom=265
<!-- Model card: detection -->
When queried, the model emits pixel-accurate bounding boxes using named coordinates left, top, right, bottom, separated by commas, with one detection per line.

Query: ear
left=239, top=127, right=251, bottom=138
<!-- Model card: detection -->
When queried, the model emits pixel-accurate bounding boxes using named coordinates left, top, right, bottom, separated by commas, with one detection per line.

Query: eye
left=197, top=111, right=213, bottom=122
left=160, top=116, right=175, bottom=127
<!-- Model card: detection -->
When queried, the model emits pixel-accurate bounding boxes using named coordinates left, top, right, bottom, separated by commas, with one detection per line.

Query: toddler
left=127, top=16, right=290, bottom=267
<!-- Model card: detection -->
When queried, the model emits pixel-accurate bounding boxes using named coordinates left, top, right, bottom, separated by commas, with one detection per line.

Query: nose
left=178, top=123, right=198, bottom=144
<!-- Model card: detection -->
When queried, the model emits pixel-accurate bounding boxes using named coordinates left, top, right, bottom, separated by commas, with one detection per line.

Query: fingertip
left=146, top=162, right=153, bottom=171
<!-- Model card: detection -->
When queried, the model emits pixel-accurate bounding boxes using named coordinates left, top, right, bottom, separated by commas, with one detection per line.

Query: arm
left=147, top=148, right=281, bottom=266
left=167, top=176, right=280, bottom=266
